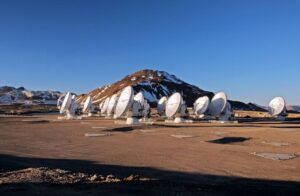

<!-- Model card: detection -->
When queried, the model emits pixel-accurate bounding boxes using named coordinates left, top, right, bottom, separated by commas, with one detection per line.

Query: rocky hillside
left=78, top=69, right=265, bottom=111
left=0, top=86, right=61, bottom=105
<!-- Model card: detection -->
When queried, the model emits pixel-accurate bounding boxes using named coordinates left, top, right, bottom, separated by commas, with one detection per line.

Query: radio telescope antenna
left=165, top=92, right=188, bottom=123
left=134, top=92, right=152, bottom=121
left=165, top=93, right=182, bottom=118
left=208, top=92, right=235, bottom=122
left=193, top=96, right=210, bottom=118
left=157, top=96, right=167, bottom=116
left=106, top=94, right=119, bottom=117
left=99, top=101, right=104, bottom=113
left=114, top=86, right=143, bottom=124
left=57, top=92, right=68, bottom=110
left=114, top=86, right=134, bottom=119
left=208, top=92, right=227, bottom=116
left=134, top=92, right=145, bottom=106
left=101, top=97, right=110, bottom=115
left=268, top=97, right=287, bottom=120
left=58, top=92, right=80, bottom=120
left=82, top=96, right=94, bottom=117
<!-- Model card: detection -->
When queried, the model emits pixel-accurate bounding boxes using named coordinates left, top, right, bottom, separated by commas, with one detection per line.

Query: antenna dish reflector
left=107, top=94, right=118, bottom=115
left=101, top=97, right=110, bottom=114
left=57, top=92, right=68, bottom=110
left=60, top=92, right=72, bottom=114
left=114, top=86, right=134, bottom=118
left=99, top=101, right=104, bottom=111
left=82, top=96, right=92, bottom=113
left=134, top=92, right=145, bottom=105
left=208, top=92, right=227, bottom=116
left=157, top=96, right=167, bottom=115
left=194, top=96, right=210, bottom=115
left=268, top=97, right=286, bottom=116
left=165, top=93, right=182, bottom=118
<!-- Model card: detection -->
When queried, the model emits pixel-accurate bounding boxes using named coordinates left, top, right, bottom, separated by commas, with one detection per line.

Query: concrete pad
left=251, top=152, right=297, bottom=161
left=262, top=141, right=291, bottom=147
left=171, top=134, right=197, bottom=139
left=84, top=133, right=111, bottom=137
left=91, top=126, right=107, bottom=129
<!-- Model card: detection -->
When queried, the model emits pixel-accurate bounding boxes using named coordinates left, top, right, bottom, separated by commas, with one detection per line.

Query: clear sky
left=0, top=0, right=299, bottom=105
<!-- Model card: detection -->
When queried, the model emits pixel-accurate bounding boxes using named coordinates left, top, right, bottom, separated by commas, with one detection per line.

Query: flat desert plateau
left=0, top=113, right=300, bottom=195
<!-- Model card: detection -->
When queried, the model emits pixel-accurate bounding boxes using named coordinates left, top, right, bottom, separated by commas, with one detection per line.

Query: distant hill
left=287, top=105, right=300, bottom=113
left=0, top=86, right=61, bottom=105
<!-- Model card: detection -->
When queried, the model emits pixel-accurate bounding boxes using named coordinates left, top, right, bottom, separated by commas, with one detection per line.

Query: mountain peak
left=78, top=69, right=213, bottom=106
left=124, top=69, right=183, bottom=85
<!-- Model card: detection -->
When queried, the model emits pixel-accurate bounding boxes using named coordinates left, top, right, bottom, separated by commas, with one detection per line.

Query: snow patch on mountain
left=142, top=90, right=157, bottom=102
left=157, top=71, right=182, bottom=84
left=0, top=86, right=61, bottom=105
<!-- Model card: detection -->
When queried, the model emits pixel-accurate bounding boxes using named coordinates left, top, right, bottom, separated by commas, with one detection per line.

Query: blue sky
left=0, top=0, right=299, bottom=105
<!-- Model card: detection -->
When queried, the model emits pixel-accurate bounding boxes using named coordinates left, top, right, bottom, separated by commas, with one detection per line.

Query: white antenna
left=114, top=86, right=134, bottom=119
left=57, top=92, right=68, bottom=110
left=101, top=97, right=110, bottom=115
left=60, top=92, right=72, bottom=114
left=157, top=96, right=167, bottom=116
left=193, top=96, right=210, bottom=116
left=208, top=92, right=227, bottom=116
left=142, top=99, right=151, bottom=119
left=82, top=96, right=92, bottom=113
left=134, top=92, right=145, bottom=106
left=114, top=86, right=144, bottom=124
left=165, top=92, right=189, bottom=123
left=268, top=97, right=287, bottom=118
left=82, top=96, right=94, bottom=117
left=208, top=92, right=235, bottom=121
left=106, top=94, right=119, bottom=117
left=134, top=92, right=152, bottom=121
left=165, top=93, right=182, bottom=118
left=58, top=92, right=80, bottom=119
left=99, top=101, right=104, bottom=112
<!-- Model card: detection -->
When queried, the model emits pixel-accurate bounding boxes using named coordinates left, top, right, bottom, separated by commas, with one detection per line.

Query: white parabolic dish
left=208, top=92, right=227, bottom=116
left=194, top=96, right=210, bottom=115
left=134, top=92, right=145, bottom=105
left=157, top=96, right=167, bottom=114
left=165, top=92, right=182, bottom=118
left=268, top=97, right=286, bottom=116
left=114, top=86, right=134, bottom=118
left=60, top=92, right=72, bottom=114
left=99, top=101, right=104, bottom=111
left=57, top=92, right=68, bottom=110
left=107, top=94, right=118, bottom=114
left=83, top=96, right=91, bottom=113
left=101, top=97, right=110, bottom=114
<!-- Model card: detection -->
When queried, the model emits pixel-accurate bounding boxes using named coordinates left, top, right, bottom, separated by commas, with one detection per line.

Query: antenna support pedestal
left=126, top=117, right=139, bottom=125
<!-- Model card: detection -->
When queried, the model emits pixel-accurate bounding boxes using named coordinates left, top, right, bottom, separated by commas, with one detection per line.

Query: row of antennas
left=99, top=86, right=151, bottom=124
left=158, top=91, right=234, bottom=122
left=57, top=86, right=287, bottom=122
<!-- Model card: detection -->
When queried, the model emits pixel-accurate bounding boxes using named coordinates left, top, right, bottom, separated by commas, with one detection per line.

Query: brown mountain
left=78, top=69, right=263, bottom=111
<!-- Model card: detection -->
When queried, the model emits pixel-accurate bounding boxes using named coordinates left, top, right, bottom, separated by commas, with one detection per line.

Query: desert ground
left=1, top=112, right=300, bottom=195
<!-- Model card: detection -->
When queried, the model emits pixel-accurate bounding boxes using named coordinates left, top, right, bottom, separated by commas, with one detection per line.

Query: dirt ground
left=0, top=114, right=300, bottom=195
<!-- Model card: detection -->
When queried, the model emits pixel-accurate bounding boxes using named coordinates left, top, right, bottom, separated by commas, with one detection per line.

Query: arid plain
left=1, top=111, right=300, bottom=195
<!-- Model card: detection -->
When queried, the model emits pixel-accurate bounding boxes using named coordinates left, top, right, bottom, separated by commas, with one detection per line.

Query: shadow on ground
left=0, top=154, right=300, bottom=196
left=207, top=137, right=251, bottom=144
